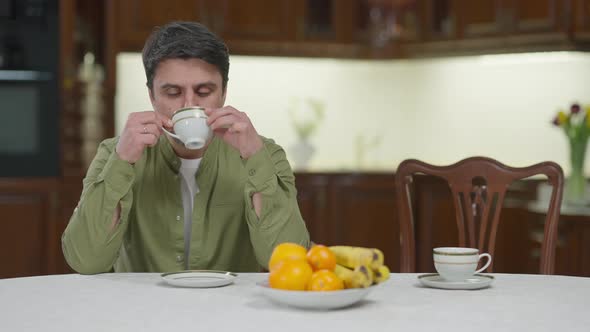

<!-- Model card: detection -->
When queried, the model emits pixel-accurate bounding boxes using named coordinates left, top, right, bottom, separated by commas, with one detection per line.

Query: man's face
left=149, top=58, right=226, bottom=119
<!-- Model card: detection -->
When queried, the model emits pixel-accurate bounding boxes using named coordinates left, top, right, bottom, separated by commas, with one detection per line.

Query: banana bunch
left=330, top=246, right=390, bottom=289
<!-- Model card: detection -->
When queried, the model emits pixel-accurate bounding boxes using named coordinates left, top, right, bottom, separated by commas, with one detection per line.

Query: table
left=1, top=273, right=588, bottom=332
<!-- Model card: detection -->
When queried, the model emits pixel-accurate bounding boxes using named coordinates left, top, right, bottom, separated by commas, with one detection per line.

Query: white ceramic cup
left=163, top=107, right=212, bottom=150
left=433, top=247, right=492, bottom=282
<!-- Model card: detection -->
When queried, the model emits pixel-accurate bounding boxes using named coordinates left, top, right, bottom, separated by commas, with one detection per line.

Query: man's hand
left=205, top=106, right=263, bottom=159
left=116, top=111, right=173, bottom=164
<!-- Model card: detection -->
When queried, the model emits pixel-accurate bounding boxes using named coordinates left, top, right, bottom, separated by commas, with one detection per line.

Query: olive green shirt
left=62, top=136, right=310, bottom=274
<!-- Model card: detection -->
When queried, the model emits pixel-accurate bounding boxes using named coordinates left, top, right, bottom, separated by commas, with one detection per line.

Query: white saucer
left=161, top=270, right=237, bottom=288
left=418, top=273, right=494, bottom=290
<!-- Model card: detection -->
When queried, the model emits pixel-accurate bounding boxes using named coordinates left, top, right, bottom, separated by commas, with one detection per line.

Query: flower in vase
left=288, top=98, right=325, bottom=141
left=552, top=102, right=590, bottom=204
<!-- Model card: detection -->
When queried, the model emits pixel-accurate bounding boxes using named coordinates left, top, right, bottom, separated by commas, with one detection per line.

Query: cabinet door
left=0, top=194, right=48, bottom=278
left=327, top=175, right=400, bottom=271
left=211, top=0, right=296, bottom=41
left=115, top=0, right=207, bottom=51
left=294, top=174, right=330, bottom=244
left=456, top=0, right=506, bottom=38
left=574, top=0, right=590, bottom=40
left=511, top=0, right=563, bottom=34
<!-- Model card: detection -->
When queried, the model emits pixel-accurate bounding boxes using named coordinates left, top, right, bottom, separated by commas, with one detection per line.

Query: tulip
left=557, top=111, right=568, bottom=125
left=571, top=103, right=581, bottom=114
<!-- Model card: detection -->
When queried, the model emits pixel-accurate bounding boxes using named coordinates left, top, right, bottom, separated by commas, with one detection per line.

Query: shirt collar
left=158, top=135, right=218, bottom=174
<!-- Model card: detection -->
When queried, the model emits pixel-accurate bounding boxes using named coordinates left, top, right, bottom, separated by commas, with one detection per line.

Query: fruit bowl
left=257, top=281, right=376, bottom=310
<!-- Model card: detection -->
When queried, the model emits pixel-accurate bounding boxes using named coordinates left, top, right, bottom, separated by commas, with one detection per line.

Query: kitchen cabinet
left=206, top=0, right=374, bottom=57
left=112, top=0, right=209, bottom=52
left=409, top=0, right=573, bottom=56
left=574, top=0, right=590, bottom=40
left=105, top=0, right=386, bottom=58
left=206, top=0, right=296, bottom=42
left=104, top=0, right=588, bottom=59
left=0, top=179, right=59, bottom=278
left=295, top=173, right=401, bottom=272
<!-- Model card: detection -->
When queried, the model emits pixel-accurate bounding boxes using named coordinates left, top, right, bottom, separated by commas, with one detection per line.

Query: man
left=62, top=21, right=310, bottom=274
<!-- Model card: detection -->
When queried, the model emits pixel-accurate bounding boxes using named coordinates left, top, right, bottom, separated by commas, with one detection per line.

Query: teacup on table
left=163, top=106, right=212, bottom=149
left=433, top=247, right=492, bottom=282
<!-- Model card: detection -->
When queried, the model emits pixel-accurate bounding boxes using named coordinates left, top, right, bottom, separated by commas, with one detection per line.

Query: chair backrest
left=395, top=156, right=564, bottom=274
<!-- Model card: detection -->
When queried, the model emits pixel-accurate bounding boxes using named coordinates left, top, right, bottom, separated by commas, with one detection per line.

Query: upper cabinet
left=574, top=0, right=590, bottom=40
left=107, top=0, right=589, bottom=59
left=206, top=0, right=296, bottom=42
left=112, top=0, right=209, bottom=52
left=408, top=0, right=574, bottom=56
left=207, top=0, right=378, bottom=57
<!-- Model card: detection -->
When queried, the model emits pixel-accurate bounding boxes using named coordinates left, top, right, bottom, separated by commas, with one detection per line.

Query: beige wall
left=116, top=52, right=590, bottom=173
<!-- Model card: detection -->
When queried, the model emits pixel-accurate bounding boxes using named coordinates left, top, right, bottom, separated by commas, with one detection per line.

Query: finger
left=154, top=112, right=173, bottom=128
left=229, top=122, right=248, bottom=133
left=137, top=123, right=161, bottom=137
left=209, top=113, right=240, bottom=131
left=203, top=107, right=215, bottom=116
left=130, top=111, right=169, bottom=128
left=139, top=132, right=158, bottom=147
left=206, top=106, right=239, bottom=125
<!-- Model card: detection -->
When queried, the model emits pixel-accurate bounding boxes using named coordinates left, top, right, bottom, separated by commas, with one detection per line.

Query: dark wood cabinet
left=409, top=0, right=574, bottom=56
left=113, top=0, right=209, bottom=52
left=295, top=173, right=401, bottom=272
left=456, top=0, right=505, bottom=39
left=208, top=0, right=296, bottom=42
left=105, top=0, right=588, bottom=59
left=0, top=180, right=59, bottom=278
left=212, top=0, right=371, bottom=57
left=106, top=0, right=380, bottom=58
left=574, top=0, right=590, bottom=40
left=511, top=0, right=563, bottom=34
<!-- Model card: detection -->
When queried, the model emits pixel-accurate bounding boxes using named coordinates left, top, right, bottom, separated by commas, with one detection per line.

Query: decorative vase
left=290, top=139, right=315, bottom=171
left=566, top=138, right=589, bottom=206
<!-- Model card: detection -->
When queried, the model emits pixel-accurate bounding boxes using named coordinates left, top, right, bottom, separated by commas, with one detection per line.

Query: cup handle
left=475, top=253, right=492, bottom=274
left=162, top=127, right=183, bottom=144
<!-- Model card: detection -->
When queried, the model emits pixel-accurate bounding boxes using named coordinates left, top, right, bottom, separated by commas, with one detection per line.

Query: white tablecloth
left=1, top=273, right=589, bottom=332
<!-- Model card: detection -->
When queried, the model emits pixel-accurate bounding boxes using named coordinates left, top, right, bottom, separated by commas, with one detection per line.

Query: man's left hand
left=205, top=106, right=263, bottom=159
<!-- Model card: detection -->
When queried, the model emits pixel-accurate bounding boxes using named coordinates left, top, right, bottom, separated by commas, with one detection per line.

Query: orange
left=306, top=244, right=337, bottom=271
left=307, top=270, right=344, bottom=291
left=268, top=259, right=313, bottom=291
left=268, top=242, right=308, bottom=272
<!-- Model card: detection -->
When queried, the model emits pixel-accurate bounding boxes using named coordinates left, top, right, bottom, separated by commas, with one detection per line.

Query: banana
left=329, top=246, right=384, bottom=270
left=334, top=264, right=373, bottom=288
left=373, top=265, right=390, bottom=284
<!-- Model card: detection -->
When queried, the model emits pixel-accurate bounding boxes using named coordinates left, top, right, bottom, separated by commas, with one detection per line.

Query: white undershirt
left=179, top=157, right=201, bottom=270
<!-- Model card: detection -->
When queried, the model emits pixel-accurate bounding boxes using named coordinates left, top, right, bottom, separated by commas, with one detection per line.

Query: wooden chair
left=394, top=157, right=564, bottom=274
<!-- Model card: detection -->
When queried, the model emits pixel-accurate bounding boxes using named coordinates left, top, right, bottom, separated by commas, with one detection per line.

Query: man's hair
left=142, top=21, right=230, bottom=91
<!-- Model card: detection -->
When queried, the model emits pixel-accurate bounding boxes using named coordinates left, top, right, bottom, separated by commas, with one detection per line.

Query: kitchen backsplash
left=116, top=52, right=590, bottom=173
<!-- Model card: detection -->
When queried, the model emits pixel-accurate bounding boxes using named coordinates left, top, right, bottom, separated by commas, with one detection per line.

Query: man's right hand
left=116, top=111, right=173, bottom=164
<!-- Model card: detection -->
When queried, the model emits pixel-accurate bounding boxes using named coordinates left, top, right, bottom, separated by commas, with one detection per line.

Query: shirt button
left=249, top=169, right=256, bottom=176
left=176, top=255, right=183, bottom=262
left=176, top=215, right=181, bottom=221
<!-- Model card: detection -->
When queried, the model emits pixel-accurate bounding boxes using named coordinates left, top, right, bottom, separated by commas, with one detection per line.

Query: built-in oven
left=0, top=70, right=59, bottom=177
left=0, top=0, right=59, bottom=177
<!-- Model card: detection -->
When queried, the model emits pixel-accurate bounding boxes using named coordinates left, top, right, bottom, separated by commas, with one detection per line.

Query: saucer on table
left=418, top=273, right=494, bottom=290
left=161, top=270, right=237, bottom=288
